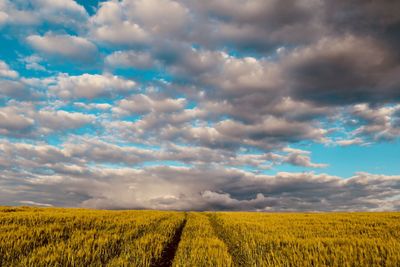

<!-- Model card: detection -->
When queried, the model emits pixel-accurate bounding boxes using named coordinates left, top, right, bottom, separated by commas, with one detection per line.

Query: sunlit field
left=1, top=207, right=399, bottom=266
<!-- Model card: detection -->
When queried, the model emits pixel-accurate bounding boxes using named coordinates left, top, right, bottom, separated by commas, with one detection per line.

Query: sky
left=0, top=0, right=400, bottom=211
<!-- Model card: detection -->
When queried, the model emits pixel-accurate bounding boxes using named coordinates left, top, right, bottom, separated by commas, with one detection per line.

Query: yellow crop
left=209, top=212, right=400, bottom=266
left=0, top=207, right=184, bottom=266
left=0, top=207, right=399, bottom=266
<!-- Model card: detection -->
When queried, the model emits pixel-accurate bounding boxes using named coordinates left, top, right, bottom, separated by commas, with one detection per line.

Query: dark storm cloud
left=324, top=0, right=400, bottom=49
left=284, top=35, right=400, bottom=105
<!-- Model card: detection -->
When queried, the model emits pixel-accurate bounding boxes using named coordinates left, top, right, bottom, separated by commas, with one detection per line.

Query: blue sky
left=0, top=0, right=400, bottom=211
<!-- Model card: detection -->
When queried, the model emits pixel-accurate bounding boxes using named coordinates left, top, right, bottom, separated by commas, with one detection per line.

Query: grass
left=1, top=207, right=399, bottom=266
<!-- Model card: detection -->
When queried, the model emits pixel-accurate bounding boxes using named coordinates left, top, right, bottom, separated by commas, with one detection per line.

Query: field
left=1, top=207, right=400, bottom=266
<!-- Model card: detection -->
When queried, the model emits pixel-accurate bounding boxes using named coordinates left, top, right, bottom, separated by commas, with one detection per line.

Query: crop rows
left=1, top=207, right=400, bottom=266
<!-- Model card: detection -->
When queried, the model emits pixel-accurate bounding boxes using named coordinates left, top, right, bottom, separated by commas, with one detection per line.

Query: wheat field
left=1, top=207, right=399, bottom=266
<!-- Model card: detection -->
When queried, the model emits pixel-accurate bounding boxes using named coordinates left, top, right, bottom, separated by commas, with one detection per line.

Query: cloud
left=27, top=33, right=98, bottom=62
left=350, top=104, right=400, bottom=141
left=0, top=80, right=32, bottom=100
left=130, top=0, right=189, bottom=35
left=89, top=0, right=189, bottom=46
left=89, top=1, right=150, bottom=46
left=21, top=55, right=46, bottom=71
left=37, top=110, right=95, bottom=134
left=1, top=149, right=399, bottom=210
left=74, top=102, right=112, bottom=111
left=105, top=50, right=155, bottom=69
left=113, top=94, right=187, bottom=115
left=92, top=21, right=150, bottom=46
left=0, top=60, right=18, bottom=78
left=0, top=137, right=322, bottom=178
left=0, top=105, right=34, bottom=135
left=0, top=102, right=94, bottom=138
left=283, top=148, right=327, bottom=168
left=325, top=0, right=400, bottom=50
left=186, top=0, right=324, bottom=51
left=18, top=200, right=53, bottom=207
left=210, top=117, right=327, bottom=150
left=0, top=0, right=88, bottom=27
left=284, top=35, right=400, bottom=105
left=336, top=138, right=365, bottom=147
left=49, top=73, right=137, bottom=99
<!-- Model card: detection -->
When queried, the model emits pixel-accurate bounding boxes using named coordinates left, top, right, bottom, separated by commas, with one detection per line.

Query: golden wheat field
left=1, top=207, right=400, bottom=266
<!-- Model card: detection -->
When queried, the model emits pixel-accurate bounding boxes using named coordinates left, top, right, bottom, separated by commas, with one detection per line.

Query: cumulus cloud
left=89, top=0, right=189, bottom=45
left=113, top=94, right=186, bottom=115
left=209, top=117, right=327, bottom=150
left=0, top=105, right=34, bottom=135
left=0, top=80, right=31, bottom=100
left=49, top=73, right=137, bottom=99
left=27, top=33, right=98, bottom=62
left=37, top=110, right=95, bottom=134
left=350, top=104, right=400, bottom=140
left=282, top=148, right=327, bottom=168
left=106, top=50, right=155, bottom=69
left=0, top=102, right=94, bottom=138
left=0, top=0, right=88, bottom=27
left=90, top=1, right=149, bottom=46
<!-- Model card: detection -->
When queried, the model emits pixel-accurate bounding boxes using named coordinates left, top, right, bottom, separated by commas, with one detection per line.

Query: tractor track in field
left=151, top=213, right=187, bottom=267
left=208, top=213, right=241, bottom=267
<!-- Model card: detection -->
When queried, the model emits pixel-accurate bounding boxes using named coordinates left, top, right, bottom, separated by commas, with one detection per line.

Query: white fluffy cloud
left=37, top=110, right=95, bottom=133
left=0, top=0, right=88, bottom=26
left=89, top=0, right=189, bottom=46
left=27, top=33, right=98, bottom=61
left=49, top=73, right=137, bottom=99
left=89, top=1, right=149, bottom=46
left=0, top=105, right=34, bottom=135
left=114, top=94, right=186, bottom=115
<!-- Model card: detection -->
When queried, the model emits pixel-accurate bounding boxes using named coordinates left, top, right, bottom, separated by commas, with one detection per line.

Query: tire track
left=151, top=213, right=187, bottom=267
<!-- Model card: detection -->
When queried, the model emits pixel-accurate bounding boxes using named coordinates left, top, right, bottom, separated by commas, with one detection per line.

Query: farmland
left=1, top=207, right=400, bottom=266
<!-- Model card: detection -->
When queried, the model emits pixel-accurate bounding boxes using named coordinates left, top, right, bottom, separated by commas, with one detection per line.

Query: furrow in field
left=151, top=212, right=187, bottom=267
